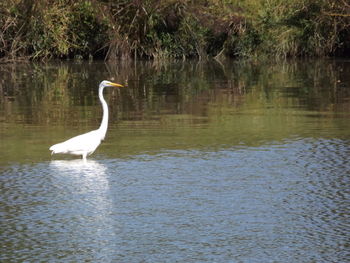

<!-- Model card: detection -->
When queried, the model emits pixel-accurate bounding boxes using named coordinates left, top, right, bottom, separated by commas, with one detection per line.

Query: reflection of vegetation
left=1, top=59, right=350, bottom=162
left=1, top=59, right=349, bottom=127
left=0, top=0, right=349, bottom=61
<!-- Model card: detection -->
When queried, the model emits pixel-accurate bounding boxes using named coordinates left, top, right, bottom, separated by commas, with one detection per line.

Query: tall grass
left=0, top=0, right=349, bottom=61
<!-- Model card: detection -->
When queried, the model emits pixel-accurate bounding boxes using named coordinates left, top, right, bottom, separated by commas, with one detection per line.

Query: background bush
left=0, top=0, right=349, bottom=61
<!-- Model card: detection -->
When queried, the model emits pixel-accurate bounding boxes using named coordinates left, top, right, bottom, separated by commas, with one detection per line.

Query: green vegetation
left=1, top=0, right=349, bottom=61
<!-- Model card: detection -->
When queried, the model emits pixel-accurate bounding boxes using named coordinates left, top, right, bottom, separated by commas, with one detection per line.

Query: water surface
left=1, top=59, right=349, bottom=262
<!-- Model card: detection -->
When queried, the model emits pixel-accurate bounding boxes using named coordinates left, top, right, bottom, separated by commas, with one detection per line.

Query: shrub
left=0, top=0, right=349, bottom=61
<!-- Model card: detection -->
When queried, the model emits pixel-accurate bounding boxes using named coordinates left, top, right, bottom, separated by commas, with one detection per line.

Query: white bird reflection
left=50, top=159, right=108, bottom=177
left=49, top=159, right=118, bottom=261
left=50, top=159, right=110, bottom=193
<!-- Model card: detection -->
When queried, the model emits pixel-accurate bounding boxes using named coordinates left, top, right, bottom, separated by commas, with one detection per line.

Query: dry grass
left=0, top=0, right=349, bottom=61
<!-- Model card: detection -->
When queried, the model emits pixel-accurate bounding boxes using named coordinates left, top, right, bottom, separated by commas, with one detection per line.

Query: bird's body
left=49, top=129, right=102, bottom=159
left=49, top=80, right=124, bottom=160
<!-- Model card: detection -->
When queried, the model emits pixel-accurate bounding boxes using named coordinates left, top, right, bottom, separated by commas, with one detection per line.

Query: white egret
left=50, top=80, right=124, bottom=160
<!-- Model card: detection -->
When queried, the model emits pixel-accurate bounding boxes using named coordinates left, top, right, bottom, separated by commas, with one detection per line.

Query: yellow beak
left=109, top=82, right=124, bottom=87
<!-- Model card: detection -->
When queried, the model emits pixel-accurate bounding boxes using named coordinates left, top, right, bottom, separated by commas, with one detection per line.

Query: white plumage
left=49, top=80, right=124, bottom=160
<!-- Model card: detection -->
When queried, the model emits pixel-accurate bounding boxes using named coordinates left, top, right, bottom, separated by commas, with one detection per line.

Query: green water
left=1, top=59, right=349, bottom=163
left=0, top=59, right=349, bottom=262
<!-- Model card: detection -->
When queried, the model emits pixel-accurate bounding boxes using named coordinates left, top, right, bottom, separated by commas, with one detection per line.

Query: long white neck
left=98, top=86, right=109, bottom=140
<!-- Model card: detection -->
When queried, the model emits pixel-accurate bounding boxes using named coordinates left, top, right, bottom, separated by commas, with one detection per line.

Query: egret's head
left=100, top=80, right=124, bottom=88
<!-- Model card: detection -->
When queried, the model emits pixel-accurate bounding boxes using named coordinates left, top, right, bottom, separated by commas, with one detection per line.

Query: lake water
left=1, top=59, right=349, bottom=262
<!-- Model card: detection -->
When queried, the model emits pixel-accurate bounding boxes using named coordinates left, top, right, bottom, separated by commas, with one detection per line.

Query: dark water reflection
left=1, top=59, right=350, bottom=262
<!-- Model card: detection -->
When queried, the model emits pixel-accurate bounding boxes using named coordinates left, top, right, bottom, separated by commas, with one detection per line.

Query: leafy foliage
left=0, top=0, right=349, bottom=61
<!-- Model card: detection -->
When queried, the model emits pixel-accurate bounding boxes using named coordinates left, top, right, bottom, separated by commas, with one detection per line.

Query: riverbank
left=1, top=0, right=349, bottom=61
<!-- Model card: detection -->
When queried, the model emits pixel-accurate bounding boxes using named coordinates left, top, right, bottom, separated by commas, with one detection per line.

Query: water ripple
left=1, top=138, right=349, bottom=262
